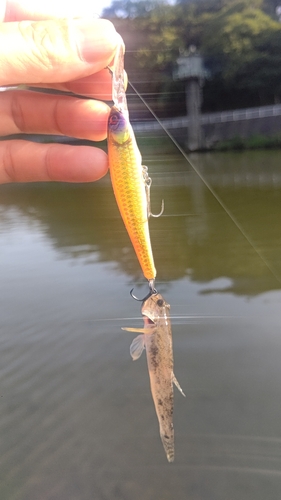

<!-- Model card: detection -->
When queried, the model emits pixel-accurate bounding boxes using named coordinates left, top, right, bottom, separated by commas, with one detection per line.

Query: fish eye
left=157, top=299, right=164, bottom=307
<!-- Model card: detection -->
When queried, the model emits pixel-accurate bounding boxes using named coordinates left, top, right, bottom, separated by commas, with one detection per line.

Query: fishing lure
left=107, top=40, right=163, bottom=292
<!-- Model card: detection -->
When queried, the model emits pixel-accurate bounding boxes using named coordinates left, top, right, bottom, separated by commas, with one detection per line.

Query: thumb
left=0, top=18, right=119, bottom=86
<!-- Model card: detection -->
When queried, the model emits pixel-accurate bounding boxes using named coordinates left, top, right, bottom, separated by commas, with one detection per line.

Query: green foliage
left=201, top=1, right=280, bottom=72
left=200, top=0, right=281, bottom=104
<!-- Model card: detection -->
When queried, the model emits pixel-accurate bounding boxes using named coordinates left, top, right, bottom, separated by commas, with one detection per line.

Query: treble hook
left=130, top=279, right=158, bottom=302
left=142, top=166, right=164, bottom=218
left=150, top=198, right=165, bottom=218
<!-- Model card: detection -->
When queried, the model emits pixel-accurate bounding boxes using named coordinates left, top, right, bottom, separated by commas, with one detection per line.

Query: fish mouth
left=142, top=311, right=155, bottom=327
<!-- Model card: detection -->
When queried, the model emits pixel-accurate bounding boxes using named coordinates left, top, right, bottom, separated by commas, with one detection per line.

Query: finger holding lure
left=107, top=38, right=163, bottom=293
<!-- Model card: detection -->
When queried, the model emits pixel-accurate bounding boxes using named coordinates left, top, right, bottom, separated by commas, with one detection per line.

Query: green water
left=1, top=148, right=281, bottom=499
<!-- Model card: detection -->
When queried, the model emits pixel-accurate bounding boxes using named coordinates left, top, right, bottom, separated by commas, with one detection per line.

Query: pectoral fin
left=130, top=334, right=145, bottom=360
left=173, top=374, right=186, bottom=397
left=122, top=327, right=148, bottom=333
left=122, top=326, right=156, bottom=334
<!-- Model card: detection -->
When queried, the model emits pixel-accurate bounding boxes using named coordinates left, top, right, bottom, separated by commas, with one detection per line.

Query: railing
left=132, top=104, right=281, bottom=132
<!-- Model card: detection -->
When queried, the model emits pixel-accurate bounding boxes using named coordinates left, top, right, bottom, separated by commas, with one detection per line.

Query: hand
left=0, top=0, right=121, bottom=184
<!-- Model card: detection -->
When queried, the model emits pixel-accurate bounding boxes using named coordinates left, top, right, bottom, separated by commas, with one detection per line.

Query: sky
left=97, top=0, right=112, bottom=15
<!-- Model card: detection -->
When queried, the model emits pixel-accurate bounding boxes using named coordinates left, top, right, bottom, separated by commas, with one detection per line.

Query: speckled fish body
left=107, top=105, right=156, bottom=281
left=123, top=293, right=185, bottom=462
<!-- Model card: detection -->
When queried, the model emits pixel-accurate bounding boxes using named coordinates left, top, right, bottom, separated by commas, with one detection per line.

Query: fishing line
left=78, top=314, right=233, bottom=326
left=81, top=315, right=230, bottom=321
left=129, top=80, right=281, bottom=287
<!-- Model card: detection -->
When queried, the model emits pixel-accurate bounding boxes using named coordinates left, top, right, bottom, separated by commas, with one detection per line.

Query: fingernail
left=75, top=19, right=119, bottom=64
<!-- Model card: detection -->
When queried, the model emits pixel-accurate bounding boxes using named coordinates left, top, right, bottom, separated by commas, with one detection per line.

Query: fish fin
left=122, top=326, right=156, bottom=334
left=173, top=374, right=186, bottom=397
left=130, top=334, right=145, bottom=360
left=122, top=327, right=149, bottom=333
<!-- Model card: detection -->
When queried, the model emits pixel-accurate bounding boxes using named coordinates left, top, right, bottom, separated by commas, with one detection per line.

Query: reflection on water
left=1, top=149, right=280, bottom=293
left=1, top=149, right=281, bottom=499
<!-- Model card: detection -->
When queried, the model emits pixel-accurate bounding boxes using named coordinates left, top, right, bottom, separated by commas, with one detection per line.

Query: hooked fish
left=123, top=292, right=185, bottom=462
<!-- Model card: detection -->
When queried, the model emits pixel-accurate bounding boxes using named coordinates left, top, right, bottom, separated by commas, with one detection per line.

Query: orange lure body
left=108, top=106, right=156, bottom=281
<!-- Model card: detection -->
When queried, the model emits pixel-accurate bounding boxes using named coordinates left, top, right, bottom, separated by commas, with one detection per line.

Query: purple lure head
left=108, top=106, right=130, bottom=144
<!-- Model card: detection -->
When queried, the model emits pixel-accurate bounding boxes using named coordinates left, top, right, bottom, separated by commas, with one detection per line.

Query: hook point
left=150, top=199, right=164, bottom=218
left=130, top=281, right=158, bottom=302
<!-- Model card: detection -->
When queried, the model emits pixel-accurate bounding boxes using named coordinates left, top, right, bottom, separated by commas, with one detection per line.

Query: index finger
left=0, top=17, right=119, bottom=86
left=2, top=0, right=100, bottom=22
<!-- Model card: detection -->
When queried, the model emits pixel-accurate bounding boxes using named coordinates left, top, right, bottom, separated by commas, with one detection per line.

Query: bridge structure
left=132, top=104, right=281, bottom=148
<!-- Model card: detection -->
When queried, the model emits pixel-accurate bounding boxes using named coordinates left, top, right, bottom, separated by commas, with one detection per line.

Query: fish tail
left=160, top=432, right=175, bottom=463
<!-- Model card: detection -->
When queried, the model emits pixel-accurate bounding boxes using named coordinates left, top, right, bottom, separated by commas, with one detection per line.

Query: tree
left=201, top=0, right=281, bottom=104
left=103, top=0, right=167, bottom=18
left=103, top=0, right=281, bottom=113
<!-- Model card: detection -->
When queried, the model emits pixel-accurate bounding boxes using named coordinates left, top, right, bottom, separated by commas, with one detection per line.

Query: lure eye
left=157, top=299, right=164, bottom=307
left=109, top=113, right=120, bottom=130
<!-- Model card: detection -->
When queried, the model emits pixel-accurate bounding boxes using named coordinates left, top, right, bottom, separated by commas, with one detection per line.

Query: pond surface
left=1, top=144, right=281, bottom=499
